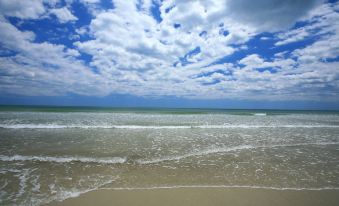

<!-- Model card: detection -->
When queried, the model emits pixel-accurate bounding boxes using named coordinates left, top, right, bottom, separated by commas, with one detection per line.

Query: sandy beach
left=47, top=187, right=339, bottom=206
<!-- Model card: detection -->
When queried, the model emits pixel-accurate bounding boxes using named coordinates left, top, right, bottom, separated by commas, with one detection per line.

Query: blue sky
left=0, top=0, right=338, bottom=109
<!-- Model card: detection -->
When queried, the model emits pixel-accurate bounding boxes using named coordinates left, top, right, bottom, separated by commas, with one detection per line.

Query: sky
left=0, top=0, right=338, bottom=109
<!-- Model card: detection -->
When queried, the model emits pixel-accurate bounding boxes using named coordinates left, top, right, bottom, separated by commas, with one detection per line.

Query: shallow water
left=0, top=109, right=339, bottom=205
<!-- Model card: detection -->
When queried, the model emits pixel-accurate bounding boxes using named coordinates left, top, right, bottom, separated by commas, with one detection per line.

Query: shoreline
left=47, top=187, right=339, bottom=206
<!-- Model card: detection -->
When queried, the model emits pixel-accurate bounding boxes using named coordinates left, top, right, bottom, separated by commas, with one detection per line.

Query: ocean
left=0, top=106, right=339, bottom=205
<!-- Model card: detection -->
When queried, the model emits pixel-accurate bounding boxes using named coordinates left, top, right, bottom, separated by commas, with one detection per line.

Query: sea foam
left=0, top=155, right=126, bottom=164
left=137, top=142, right=339, bottom=164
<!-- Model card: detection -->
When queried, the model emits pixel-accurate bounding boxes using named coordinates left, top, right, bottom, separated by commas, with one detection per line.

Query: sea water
left=0, top=106, right=339, bottom=205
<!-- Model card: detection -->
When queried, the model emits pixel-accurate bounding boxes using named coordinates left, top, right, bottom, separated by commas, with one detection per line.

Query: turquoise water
left=0, top=106, right=339, bottom=205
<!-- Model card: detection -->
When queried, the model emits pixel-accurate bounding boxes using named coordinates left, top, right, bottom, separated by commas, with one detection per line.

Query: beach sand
left=47, top=187, right=339, bottom=206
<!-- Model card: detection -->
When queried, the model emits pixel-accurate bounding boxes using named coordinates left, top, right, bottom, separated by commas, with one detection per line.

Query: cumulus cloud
left=223, top=0, right=323, bottom=32
left=291, top=3, right=339, bottom=63
left=0, top=0, right=338, bottom=102
left=49, top=7, right=78, bottom=23
left=239, top=54, right=264, bottom=67
left=275, top=28, right=310, bottom=46
left=0, top=18, right=103, bottom=96
left=0, top=0, right=46, bottom=19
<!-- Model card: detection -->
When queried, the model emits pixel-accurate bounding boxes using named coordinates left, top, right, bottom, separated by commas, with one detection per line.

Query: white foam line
left=0, top=155, right=126, bottom=164
left=137, top=142, right=339, bottom=164
left=102, top=185, right=339, bottom=191
left=42, top=178, right=118, bottom=206
left=253, top=113, right=267, bottom=116
left=1, top=124, right=339, bottom=129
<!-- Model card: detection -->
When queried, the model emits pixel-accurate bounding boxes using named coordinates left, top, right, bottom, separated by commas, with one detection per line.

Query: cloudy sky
left=0, top=0, right=338, bottom=109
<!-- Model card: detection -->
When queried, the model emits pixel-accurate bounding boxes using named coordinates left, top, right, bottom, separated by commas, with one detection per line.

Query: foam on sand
left=46, top=185, right=339, bottom=206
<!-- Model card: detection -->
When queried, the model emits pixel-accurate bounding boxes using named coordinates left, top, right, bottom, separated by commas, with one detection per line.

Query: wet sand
left=47, top=187, right=339, bottom=206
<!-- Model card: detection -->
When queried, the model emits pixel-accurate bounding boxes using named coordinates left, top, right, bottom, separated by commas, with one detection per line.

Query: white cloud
left=0, top=0, right=46, bottom=19
left=292, top=3, right=339, bottom=63
left=275, top=1, right=339, bottom=46
left=0, top=0, right=338, bottom=102
left=55, top=0, right=339, bottom=100
left=0, top=0, right=78, bottom=24
left=0, top=19, right=104, bottom=97
left=0, top=20, right=35, bottom=42
left=49, top=7, right=78, bottom=23
left=275, top=28, right=310, bottom=46
left=293, top=33, right=339, bottom=63
left=239, top=54, right=264, bottom=67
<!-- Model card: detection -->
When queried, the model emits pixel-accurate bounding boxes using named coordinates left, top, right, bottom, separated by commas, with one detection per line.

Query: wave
left=19, top=177, right=118, bottom=206
left=1, top=142, right=338, bottom=165
left=0, top=155, right=126, bottom=164
left=137, top=145, right=253, bottom=164
left=1, top=123, right=339, bottom=129
left=253, top=113, right=267, bottom=116
left=137, top=142, right=339, bottom=164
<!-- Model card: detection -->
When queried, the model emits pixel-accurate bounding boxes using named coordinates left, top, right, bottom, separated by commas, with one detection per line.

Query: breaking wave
left=0, top=155, right=126, bottom=164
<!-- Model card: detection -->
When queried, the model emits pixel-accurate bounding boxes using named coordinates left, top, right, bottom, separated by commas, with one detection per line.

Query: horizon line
left=1, top=104, right=338, bottom=112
